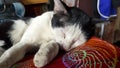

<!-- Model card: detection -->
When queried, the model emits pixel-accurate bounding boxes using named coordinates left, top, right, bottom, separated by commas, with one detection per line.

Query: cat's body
left=0, top=0, right=97, bottom=68
left=0, top=11, right=59, bottom=68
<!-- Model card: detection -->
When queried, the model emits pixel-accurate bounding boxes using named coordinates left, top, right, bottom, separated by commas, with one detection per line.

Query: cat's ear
left=54, top=0, right=68, bottom=14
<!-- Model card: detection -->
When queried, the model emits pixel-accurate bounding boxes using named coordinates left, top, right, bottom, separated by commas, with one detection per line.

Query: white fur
left=0, top=40, right=5, bottom=56
left=8, top=20, right=28, bottom=44
left=53, top=24, right=86, bottom=51
left=0, top=40, right=5, bottom=47
left=34, top=40, right=59, bottom=67
left=0, top=11, right=86, bottom=68
left=0, top=11, right=57, bottom=68
left=20, top=12, right=54, bottom=45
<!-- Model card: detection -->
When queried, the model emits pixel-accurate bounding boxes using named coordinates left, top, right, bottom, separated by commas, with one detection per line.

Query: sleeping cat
left=0, top=0, right=107, bottom=68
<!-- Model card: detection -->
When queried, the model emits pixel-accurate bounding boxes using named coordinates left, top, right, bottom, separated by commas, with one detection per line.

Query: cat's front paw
left=33, top=53, right=48, bottom=68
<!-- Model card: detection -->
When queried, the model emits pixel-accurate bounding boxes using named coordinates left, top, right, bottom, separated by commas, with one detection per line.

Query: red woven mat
left=63, top=37, right=120, bottom=68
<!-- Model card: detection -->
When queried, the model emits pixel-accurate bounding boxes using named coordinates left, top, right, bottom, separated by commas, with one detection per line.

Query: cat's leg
left=0, top=42, right=33, bottom=68
left=34, top=40, right=59, bottom=67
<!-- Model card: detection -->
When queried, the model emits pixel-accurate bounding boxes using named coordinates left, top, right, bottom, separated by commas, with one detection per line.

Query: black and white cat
left=0, top=0, right=106, bottom=68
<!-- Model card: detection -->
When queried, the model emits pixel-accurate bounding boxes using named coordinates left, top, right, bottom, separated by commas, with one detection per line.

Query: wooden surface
left=21, top=0, right=48, bottom=5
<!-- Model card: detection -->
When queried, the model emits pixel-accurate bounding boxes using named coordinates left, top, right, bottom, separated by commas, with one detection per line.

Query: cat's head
left=51, top=0, right=97, bottom=39
left=51, top=0, right=109, bottom=26
left=52, top=0, right=91, bottom=27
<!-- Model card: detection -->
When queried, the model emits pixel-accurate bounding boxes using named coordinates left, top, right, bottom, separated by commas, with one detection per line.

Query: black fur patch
left=0, top=20, right=14, bottom=50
